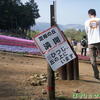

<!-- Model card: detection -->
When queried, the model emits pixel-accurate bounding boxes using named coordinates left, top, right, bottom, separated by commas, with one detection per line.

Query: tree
left=0, top=0, right=21, bottom=31
left=0, top=0, right=40, bottom=38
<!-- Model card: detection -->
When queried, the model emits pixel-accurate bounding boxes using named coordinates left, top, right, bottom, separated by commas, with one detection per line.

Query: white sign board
left=34, top=26, right=76, bottom=71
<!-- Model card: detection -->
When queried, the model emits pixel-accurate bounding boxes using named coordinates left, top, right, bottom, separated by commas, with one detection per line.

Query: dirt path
left=0, top=51, right=100, bottom=100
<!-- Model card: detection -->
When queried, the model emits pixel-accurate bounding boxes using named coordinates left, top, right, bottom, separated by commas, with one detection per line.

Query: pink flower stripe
left=0, top=35, right=37, bottom=48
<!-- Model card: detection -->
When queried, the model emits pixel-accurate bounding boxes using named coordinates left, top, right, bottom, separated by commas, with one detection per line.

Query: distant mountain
left=31, top=22, right=84, bottom=32
left=64, top=24, right=85, bottom=30
left=31, top=22, right=50, bottom=32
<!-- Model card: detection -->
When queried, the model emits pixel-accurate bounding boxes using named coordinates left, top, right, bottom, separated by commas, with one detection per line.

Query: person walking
left=81, top=36, right=88, bottom=56
left=85, top=9, right=100, bottom=79
left=71, top=39, right=77, bottom=51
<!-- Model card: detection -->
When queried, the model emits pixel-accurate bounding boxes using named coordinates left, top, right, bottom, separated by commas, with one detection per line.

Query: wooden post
left=47, top=64, right=55, bottom=100
left=73, top=56, right=79, bottom=80
left=47, top=2, right=56, bottom=100
left=58, top=64, right=67, bottom=80
left=60, top=31, right=79, bottom=80
left=67, top=60, right=74, bottom=80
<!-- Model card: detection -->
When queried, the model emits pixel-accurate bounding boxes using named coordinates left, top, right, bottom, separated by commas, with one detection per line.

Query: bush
left=64, top=29, right=86, bottom=41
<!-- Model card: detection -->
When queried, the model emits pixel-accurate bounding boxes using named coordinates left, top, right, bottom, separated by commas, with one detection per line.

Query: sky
left=21, top=0, right=100, bottom=25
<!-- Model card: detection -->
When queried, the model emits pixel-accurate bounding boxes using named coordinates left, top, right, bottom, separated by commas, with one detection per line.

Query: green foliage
left=0, top=0, right=40, bottom=38
left=27, top=30, right=40, bottom=39
left=56, top=96, right=68, bottom=100
left=64, top=29, right=86, bottom=41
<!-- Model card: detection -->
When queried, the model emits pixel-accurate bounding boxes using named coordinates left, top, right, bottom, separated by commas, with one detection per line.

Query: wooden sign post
left=47, top=2, right=56, bottom=100
left=61, top=31, right=79, bottom=80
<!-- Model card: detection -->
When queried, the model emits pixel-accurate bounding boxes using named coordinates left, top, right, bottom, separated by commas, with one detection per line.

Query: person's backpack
left=81, top=39, right=87, bottom=47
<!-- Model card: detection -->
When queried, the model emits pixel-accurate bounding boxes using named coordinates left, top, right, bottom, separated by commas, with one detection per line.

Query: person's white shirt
left=85, top=17, right=100, bottom=44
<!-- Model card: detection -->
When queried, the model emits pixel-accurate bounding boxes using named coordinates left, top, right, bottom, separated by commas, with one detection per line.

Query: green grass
left=56, top=96, right=69, bottom=100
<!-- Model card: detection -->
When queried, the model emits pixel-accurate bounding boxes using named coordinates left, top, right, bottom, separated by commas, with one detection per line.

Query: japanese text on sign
left=45, top=42, right=76, bottom=71
left=34, top=26, right=76, bottom=71
left=34, top=27, right=65, bottom=54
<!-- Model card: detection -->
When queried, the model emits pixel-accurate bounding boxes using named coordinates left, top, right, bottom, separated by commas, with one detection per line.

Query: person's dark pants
left=88, top=44, right=100, bottom=78
left=81, top=48, right=87, bottom=56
